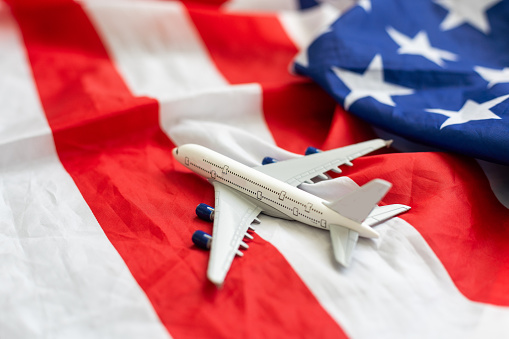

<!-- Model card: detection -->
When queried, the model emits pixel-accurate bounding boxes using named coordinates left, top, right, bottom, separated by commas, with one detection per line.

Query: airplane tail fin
left=324, top=179, right=392, bottom=223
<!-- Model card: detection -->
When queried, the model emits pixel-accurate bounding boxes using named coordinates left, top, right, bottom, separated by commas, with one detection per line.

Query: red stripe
left=183, top=0, right=228, bottom=7
left=187, top=5, right=302, bottom=87
left=11, top=1, right=347, bottom=337
left=187, top=5, right=344, bottom=153
left=340, top=152, right=509, bottom=306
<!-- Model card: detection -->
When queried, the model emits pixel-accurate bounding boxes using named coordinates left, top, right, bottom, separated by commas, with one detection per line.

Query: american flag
left=1, top=0, right=508, bottom=338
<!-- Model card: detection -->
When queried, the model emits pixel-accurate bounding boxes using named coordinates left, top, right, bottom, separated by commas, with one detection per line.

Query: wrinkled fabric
left=1, top=0, right=509, bottom=338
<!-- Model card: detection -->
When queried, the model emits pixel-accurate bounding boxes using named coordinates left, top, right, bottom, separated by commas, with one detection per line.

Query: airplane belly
left=176, top=144, right=376, bottom=237
left=228, top=174, right=329, bottom=229
left=178, top=145, right=355, bottom=232
left=208, top=160, right=335, bottom=230
left=238, top=194, right=294, bottom=220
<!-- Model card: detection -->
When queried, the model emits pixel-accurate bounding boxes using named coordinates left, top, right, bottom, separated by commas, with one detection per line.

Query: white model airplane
left=172, top=139, right=410, bottom=286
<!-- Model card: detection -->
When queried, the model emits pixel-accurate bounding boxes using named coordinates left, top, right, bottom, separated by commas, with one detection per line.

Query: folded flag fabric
left=1, top=0, right=509, bottom=338
left=294, top=0, right=509, bottom=164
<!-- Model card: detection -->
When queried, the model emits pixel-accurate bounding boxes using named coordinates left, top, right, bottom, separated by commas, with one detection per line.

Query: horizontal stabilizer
left=324, top=179, right=392, bottom=223
left=329, top=224, right=359, bottom=267
left=364, top=204, right=411, bottom=227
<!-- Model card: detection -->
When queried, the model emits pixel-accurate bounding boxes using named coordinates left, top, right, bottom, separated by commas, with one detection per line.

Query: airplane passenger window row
left=195, top=158, right=314, bottom=216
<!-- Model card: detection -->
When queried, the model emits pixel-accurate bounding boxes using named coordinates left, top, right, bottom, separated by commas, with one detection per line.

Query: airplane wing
left=255, top=139, right=391, bottom=187
left=207, top=181, right=262, bottom=286
left=330, top=204, right=411, bottom=266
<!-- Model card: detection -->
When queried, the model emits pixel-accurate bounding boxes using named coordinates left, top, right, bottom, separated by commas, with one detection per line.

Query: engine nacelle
left=305, top=146, right=321, bottom=155
left=192, top=230, right=212, bottom=250
left=196, top=203, right=214, bottom=221
left=262, top=156, right=278, bottom=165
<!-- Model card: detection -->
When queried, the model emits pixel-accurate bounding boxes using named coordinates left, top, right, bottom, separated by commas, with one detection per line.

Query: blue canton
left=294, top=0, right=509, bottom=164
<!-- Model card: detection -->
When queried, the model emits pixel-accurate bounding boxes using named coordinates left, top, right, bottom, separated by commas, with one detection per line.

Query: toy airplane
left=172, top=139, right=410, bottom=286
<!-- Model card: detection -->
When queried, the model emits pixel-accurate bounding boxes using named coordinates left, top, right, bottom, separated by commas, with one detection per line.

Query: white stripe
left=277, top=2, right=351, bottom=69
left=83, top=0, right=275, bottom=154
left=278, top=3, right=342, bottom=50
left=256, top=177, right=509, bottom=339
left=0, top=6, right=171, bottom=339
left=83, top=0, right=228, bottom=100
left=222, top=0, right=298, bottom=12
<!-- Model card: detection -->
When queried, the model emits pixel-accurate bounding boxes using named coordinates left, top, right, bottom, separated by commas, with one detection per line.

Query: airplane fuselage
left=174, top=144, right=377, bottom=238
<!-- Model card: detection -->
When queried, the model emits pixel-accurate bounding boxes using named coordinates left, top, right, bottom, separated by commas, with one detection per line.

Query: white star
left=433, top=0, right=502, bottom=34
left=358, top=0, right=371, bottom=11
left=426, top=94, right=509, bottom=129
left=386, top=27, right=458, bottom=67
left=474, top=66, right=509, bottom=88
left=332, top=54, right=414, bottom=110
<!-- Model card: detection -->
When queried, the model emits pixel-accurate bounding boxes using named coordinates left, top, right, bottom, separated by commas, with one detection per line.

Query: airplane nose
left=172, top=147, right=179, bottom=157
